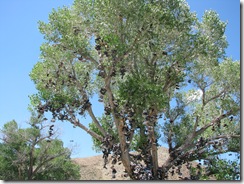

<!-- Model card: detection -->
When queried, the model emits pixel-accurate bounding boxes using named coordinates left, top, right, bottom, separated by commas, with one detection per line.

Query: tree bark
left=87, top=107, right=107, bottom=136
left=151, top=126, right=158, bottom=179
left=28, top=143, right=35, bottom=180
left=105, top=76, right=133, bottom=178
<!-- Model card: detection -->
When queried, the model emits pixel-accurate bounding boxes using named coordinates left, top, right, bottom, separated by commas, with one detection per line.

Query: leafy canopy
left=0, top=119, right=80, bottom=180
left=29, top=0, right=240, bottom=180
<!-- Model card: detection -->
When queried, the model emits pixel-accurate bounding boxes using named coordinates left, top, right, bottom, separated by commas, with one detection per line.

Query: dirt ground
left=72, top=147, right=197, bottom=180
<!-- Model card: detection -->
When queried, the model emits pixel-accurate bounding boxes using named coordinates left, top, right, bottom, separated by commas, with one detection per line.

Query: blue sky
left=0, top=0, right=241, bottom=158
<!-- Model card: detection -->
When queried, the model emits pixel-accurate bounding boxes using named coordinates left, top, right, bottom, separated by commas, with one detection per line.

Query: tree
left=202, top=154, right=240, bottom=180
left=0, top=115, right=81, bottom=180
left=29, top=0, right=240, bottom=180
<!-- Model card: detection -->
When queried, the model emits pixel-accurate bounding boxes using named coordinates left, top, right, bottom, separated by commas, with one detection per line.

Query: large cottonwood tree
left=29, top=0, right=240, bottom=180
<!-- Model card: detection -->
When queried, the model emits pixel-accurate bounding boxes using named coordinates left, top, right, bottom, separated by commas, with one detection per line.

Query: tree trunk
left=28, top=142, right=36, bottom=180
left=161, top=157, right=174, bottom=179
left=118, top=120, right=133, bottom=178
left=18, top=167, right=21, bottom=180
left=28, top=152, right=34, bottom=179
left=151, top=126, right=158, bottom=179
left=105, top=77, right=133, bottom=177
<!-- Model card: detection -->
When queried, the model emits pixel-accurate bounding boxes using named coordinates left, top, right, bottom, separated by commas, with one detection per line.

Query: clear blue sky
left=0, top=0, right=241, bottom=158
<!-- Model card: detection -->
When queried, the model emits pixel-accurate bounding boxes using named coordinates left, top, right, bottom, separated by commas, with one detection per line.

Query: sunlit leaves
left=29, top=0, right=240, bottom=180
left=204, top=157, right=240, bottom=180
left=89, top=115, right=118, bottom=152
left=117, top=73, right=168, bottom=111
left=0, top=120, right=80, bottom=180
left=195, top=10, right=228, bottom=60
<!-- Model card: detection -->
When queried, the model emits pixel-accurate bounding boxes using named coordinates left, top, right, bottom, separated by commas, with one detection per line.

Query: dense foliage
left=0, top=116, right=80, bottom=180
left=29, top=0, right=240, bottom=180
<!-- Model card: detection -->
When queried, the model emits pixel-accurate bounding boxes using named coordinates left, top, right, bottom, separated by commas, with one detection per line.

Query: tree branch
left=65, top=106, right=103, bottom=141
left=194, top=111, right=233, bottom=137
left=32, top=151, right=68, bottom=177
left=192, top=115, right=199, bottom=139
left=180, top=133, right=240, bottom=162
left=209, top=134, right=240, bottom=140
left=204, top=90, right=226, bottom=106
left=87, top=107, right=107, bottom=136
left=68, top=60, right=107, bottom=137
left=176, top=110, right=234, bottom=153
left=82, top=54, right=99, bottom=66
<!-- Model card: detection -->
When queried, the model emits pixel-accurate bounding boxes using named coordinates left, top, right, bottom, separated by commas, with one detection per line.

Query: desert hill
left=72, top=147, right=197, bottom=180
